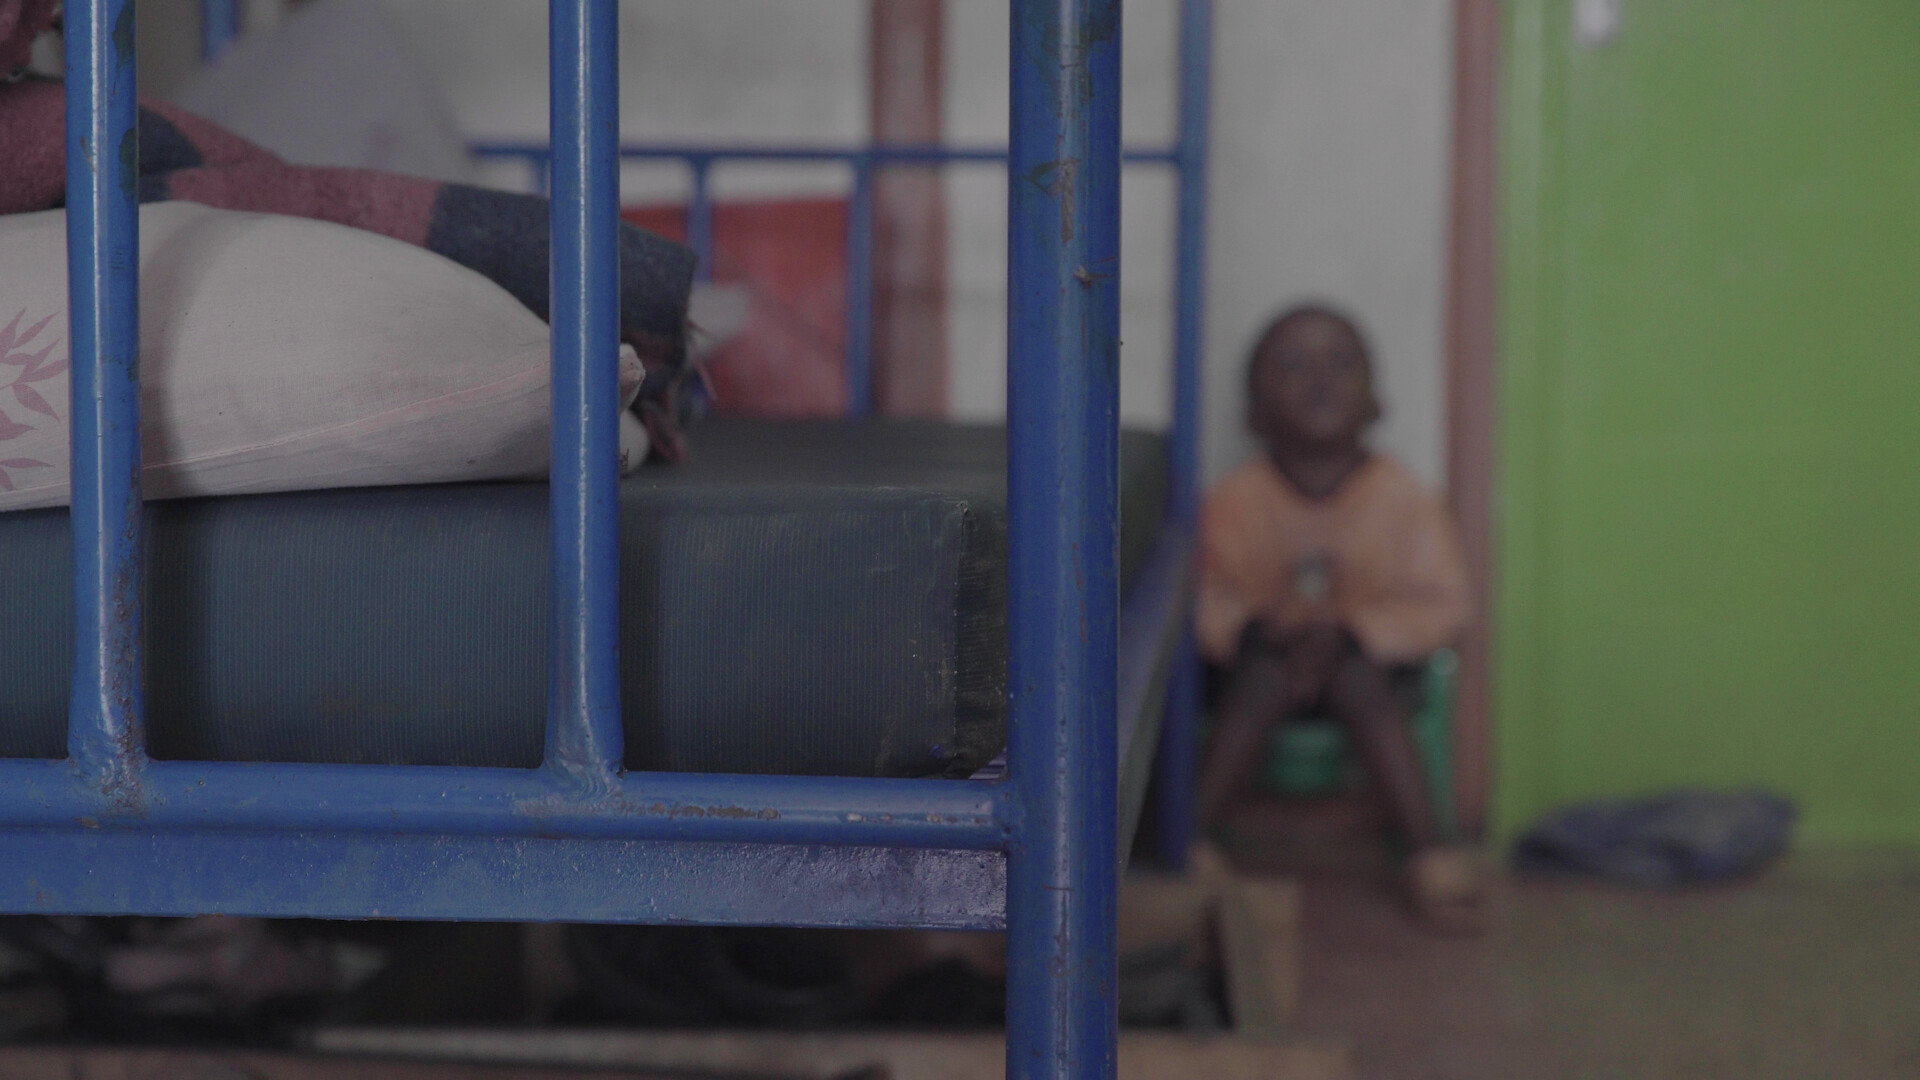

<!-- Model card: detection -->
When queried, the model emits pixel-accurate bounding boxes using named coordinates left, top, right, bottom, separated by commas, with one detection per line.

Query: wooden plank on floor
left=0, top=1046, right=841, bottom=1080
left=1217, top=880, right=1281, bottom=1036
left=1227, top=877, right=1302, bottom=1026
left=307, top=1030, right=1352, bottom=1080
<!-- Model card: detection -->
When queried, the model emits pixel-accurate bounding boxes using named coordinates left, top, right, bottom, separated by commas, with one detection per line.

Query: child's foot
left=1407, top=846, right=1488, bottom=936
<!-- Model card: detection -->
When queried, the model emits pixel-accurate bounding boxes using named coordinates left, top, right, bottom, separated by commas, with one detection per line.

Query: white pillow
left=0, top=202, right=646, bottom=512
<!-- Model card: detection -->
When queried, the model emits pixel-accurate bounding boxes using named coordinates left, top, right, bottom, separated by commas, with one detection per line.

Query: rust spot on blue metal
left=663, top=803, right=780, bottom=822
left=515, top=793, right=782, bottom=824
left=1025, top=159, right=1081, bottom=243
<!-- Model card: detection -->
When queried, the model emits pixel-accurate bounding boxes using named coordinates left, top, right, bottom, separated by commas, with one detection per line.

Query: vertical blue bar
left=844, top=158, right=875, bottom=418
left=1167, top=0, right=1210, bottom=522
left=201, top=0, right=240, bottom=63
left=1004, top=0, right=1122, bottom=1076
left=1155, top=0, right=1213, bottom=871
left=546, top=0, right=625, bottom=784
left=686, top=157, right=715, bottom=282
left=65, top=0, right=146, bottom=789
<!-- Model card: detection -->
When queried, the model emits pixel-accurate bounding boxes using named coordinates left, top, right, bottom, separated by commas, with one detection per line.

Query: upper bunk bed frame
left=8, top=1, right=1212, bottom=1075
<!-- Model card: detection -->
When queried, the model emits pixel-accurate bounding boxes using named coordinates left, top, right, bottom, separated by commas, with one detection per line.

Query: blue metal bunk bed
left=3, top=0, right=1211, bottom=1075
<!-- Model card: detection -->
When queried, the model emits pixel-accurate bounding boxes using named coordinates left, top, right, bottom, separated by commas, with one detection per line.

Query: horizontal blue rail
left=469, top=140, right=1179, bottom=419
left=0, top=834, right=1006, bottom=928
left=469, top=141, right=1180, bottom=166
left=0, top=521, right=1186, bottom=929
left=0, top=760, right=1003, bottom=848
left=0, top=521, right=1187, bottom=930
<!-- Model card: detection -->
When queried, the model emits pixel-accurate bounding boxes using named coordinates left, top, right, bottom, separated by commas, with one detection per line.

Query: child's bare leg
left=1328, top=650, right=1483, bottom=931
left=1196, top=645, right=1307, bottom=829
left=1326, top=651, right=1438, bottom=848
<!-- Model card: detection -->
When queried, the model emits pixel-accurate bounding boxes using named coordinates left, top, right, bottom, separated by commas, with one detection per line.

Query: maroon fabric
left=130, top=97, right=440, bottom=248
left=0, top=77, right=63, bottom=214
left=162, top=162, right=438, bottom=248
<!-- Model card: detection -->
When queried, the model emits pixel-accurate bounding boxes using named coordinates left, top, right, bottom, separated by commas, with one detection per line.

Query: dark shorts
left=1204, top=633, right=1427, bottom=718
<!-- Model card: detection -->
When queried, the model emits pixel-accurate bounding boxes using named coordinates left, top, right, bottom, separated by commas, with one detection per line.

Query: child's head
left=1245, top=303, right=1381, bottom=458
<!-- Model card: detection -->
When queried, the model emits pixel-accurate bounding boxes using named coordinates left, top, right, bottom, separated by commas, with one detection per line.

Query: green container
left=1264, top=720, right=1352, bottom=796
left=1253, top=649, right=1460, bottom=841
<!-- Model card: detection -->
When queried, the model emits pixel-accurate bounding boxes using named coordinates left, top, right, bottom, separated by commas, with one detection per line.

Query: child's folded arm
left=1348, top=592, right=1468, bottom=665
left=1347, top=501, right=1472, bottom=663
left=1196, top=572, right=1256, bottom=667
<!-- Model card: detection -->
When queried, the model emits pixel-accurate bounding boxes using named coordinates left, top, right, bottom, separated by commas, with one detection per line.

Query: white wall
left=195, top=0, right=1454, bottom=486
left=136, top=0, right=205, bottom=97
left=384, top=0, right=870, bottom=205
left=1203, top=0, right=1453, bottom=488
left=945, top=0, right=1452, bottom=486
left=137, top=0, right=291, bottom=97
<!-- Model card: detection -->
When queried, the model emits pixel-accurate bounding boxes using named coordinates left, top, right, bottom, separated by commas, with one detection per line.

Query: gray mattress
left=0, top=419, right=1167, bottom=779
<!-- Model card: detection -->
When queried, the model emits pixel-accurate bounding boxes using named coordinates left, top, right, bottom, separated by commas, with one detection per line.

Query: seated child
left=1195, top=303, right=1481, bottom=930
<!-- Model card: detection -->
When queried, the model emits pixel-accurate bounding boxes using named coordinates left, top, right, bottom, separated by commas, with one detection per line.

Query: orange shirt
left=1196, top=455, right=1470, bottom=666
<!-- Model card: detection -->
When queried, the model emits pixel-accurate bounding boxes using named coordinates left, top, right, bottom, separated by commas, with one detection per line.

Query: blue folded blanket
left=1512, top=790, right=1796, bottom=886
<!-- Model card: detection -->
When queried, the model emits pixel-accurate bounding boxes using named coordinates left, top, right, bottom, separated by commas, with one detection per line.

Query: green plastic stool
left=1259, top=649, right=1460, bottom=841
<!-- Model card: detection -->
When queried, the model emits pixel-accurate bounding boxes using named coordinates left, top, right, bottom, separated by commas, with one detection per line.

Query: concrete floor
left=1276, top=853, right=1920, bottom=1079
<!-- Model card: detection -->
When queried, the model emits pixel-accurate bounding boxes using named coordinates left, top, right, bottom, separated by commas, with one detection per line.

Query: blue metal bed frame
left=10, top=1, right=1210, bottom=1075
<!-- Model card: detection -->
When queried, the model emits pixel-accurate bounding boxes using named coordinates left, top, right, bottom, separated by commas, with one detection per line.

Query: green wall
left=1496, top=1, right=1920, bottom=844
